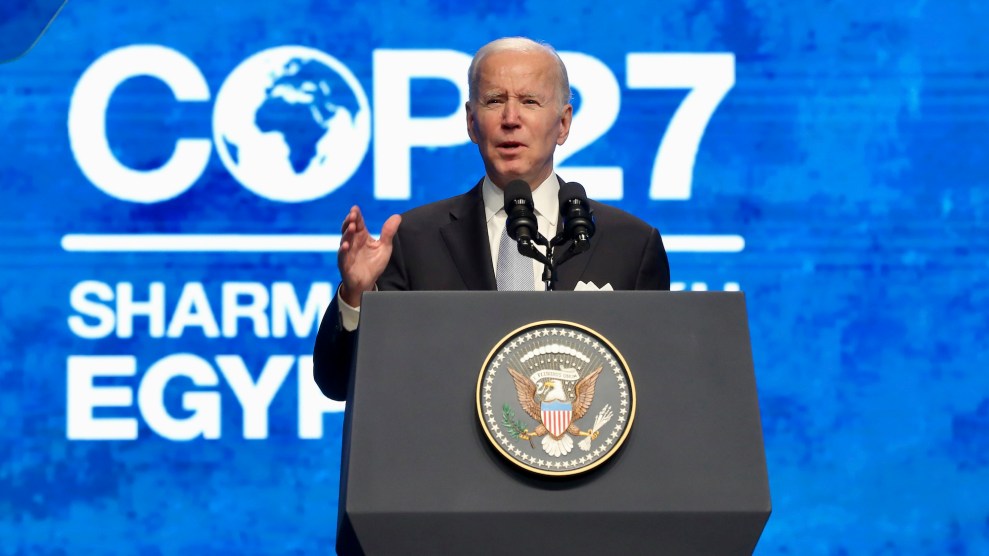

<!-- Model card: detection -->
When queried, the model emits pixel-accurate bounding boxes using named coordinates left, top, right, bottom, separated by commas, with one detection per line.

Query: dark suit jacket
left=313, top=178, right=670, bottom=400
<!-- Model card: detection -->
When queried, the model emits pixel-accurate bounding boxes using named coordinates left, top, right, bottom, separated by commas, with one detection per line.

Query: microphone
left=503, top=179, right=555, bottom=286
left=503, top=179, right=538, bottom=244
left=558, top=181, right=595, bottom=251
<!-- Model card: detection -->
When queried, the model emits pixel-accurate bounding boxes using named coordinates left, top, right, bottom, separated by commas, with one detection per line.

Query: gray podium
left=337, top=291, right=771, bottom=555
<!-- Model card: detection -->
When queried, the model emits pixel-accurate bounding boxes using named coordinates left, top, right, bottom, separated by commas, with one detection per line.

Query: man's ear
left=557, top=103, right=573, bottom=146
left=465, top=102, right=479, bottom=145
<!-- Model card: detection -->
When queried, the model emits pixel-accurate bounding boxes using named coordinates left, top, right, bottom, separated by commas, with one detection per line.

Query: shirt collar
left=482, top=173, right=560, bottom=229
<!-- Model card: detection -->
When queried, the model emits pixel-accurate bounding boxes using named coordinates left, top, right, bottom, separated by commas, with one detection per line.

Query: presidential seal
left=476, top=321, right=635, bottom=476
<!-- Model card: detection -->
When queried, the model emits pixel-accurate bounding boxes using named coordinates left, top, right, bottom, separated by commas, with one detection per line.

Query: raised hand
left=337, top=206, right=402, bottom=307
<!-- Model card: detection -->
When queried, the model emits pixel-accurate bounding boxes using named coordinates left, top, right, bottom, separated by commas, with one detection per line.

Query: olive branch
left=502, top=404, right=529, bottom=438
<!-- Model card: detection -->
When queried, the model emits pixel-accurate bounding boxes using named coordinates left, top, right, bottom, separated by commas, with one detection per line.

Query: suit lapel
left=440, top=181, right=497, bottom=290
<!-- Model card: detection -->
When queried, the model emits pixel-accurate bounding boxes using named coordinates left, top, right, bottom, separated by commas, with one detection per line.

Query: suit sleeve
left=311, top=232, right=409, bottom=401
left=634, top=227, right=671, bottom=290
left=312, top=294, right=358, bottom=401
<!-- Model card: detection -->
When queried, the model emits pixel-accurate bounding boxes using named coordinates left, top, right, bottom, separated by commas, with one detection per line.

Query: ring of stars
left=479, top=323, right=634, bottom=475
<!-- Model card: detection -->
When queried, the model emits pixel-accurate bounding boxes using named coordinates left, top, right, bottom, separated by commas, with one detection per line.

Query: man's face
left=466, top=49, right=573, bottom=190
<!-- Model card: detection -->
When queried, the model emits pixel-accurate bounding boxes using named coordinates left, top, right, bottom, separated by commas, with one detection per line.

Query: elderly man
left=313, top=37, right=670, bottom=401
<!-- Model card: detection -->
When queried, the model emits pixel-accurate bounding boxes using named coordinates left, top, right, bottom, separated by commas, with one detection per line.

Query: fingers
left=340, top=214, right=351, bottom=235
left=340, top=205, right=361, bottom=235
left=338, top=207, right=400, bottom=256
left=352, top=205, right=366, bottom=233
left=339, top=206, right=366, bottom=254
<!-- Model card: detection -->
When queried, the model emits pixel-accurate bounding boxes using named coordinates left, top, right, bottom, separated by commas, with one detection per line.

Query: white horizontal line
left=60, top=233, right=745, bottom=253
left=61, top=234, right=344, bottom=252
left=662, top=235, right=745, bottom=253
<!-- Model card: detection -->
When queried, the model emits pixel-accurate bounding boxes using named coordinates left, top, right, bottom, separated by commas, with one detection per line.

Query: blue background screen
left=1, top=1, right=987, bottom=553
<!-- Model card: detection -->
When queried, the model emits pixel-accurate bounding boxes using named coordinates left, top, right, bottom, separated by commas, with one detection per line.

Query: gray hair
left=467, top=37, right=572, bottom=107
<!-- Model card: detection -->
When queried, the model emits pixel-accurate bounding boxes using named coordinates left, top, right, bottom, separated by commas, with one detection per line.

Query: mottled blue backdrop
left=1, top=0, right=988, bottom=554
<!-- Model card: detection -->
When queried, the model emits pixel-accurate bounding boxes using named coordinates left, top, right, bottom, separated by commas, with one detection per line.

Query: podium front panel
left=338, top=291, right=770, bottom=555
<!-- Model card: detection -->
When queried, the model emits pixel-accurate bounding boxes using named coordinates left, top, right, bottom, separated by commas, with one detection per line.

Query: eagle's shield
left=541, top=401, right=573, bottom=438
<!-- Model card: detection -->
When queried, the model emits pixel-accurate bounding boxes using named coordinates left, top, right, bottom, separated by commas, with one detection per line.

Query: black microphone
left=503, top=179, right=537, bottom=243
left=558, top=181, right=595, bottom=251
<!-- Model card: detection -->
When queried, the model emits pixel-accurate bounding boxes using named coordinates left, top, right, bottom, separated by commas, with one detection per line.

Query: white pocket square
left=575, top=280, right=613, bottom=291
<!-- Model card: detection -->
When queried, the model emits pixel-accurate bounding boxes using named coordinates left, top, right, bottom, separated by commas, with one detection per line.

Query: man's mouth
left=497, top=141, right=524, bottom=151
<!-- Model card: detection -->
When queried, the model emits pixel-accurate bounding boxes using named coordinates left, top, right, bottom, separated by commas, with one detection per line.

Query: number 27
left=556, top=53, right=735, bottom=201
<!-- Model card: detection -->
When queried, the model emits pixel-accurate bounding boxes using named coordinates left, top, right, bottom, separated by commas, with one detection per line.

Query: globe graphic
left=212, top=46, right=371, bottom=202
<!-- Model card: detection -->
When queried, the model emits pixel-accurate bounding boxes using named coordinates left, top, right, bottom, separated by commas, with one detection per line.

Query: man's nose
left=501, top=100, right=521, bottom=127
